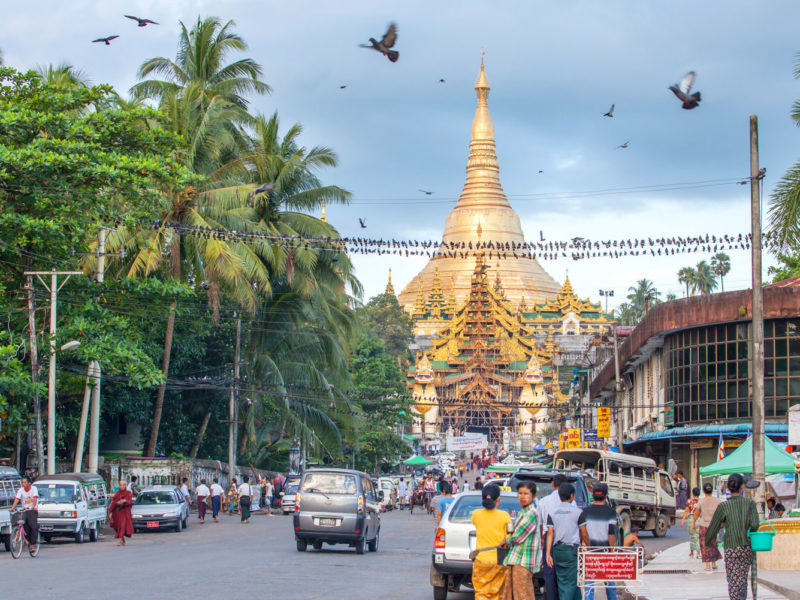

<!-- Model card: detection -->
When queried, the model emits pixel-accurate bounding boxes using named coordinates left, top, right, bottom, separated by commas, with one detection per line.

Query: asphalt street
left=0, top=508, right=688, bottom=599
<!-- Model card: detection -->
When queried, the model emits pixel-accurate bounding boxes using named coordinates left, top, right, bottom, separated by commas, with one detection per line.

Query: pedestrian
left=436, top=481, right=455, bottom=526
left=129, top=475, right=139, bottom=498
left=109, top=480, right=133, bottom=547
left=227, top=478, right=238, bottom=515
left=694, top=482, right=721, bottom=571
left=581, top=483, right=618, bottom=600
left=537, top=474, right=569, bottom=600
left=775, top=503, right=786, bottom=518
left=180, top=477, right=191, bottom=505
left=210, top=478, right=225, bottom=522
left=239, top=475, right=253, bottom=523
left=398, top=478, right=408, bottom=510
left=674, top=472, right=688, bottom=509
left=471, top=484, right=511, bottom=599
left=475, top=476, right=484, bottom=491
left=451, top=478, right=459, bottom=494
left=766, top=498, right=777, bottom=519
left=681, top=487, right=701, bottom=558
left=704, top=473, right=759, bottom=600
left=502, top=481, right=539, bottom=600
left=463, top=481, right=470, bottom=492
left=196, top=479, right=210, bottom=522
left=545, top=482, right=588, bottom=600
left=263, top=478, right=274, bottom=516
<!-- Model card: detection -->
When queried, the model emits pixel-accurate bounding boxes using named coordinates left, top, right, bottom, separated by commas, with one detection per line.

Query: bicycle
left=10, top=509, right=39, bottom=559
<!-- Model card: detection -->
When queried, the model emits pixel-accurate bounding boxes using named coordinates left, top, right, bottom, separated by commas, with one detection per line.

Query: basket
left=748, top=520, right=776, bottom=552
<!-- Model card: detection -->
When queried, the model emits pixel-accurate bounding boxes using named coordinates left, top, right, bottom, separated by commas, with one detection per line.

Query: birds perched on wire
left=125, top=15, right=158, bottom=27
left=359, top=218, right=367, bottom=228
left=419, top=189, right=434, bottom=195
left=617, top=140, right=630, bottom=149
left=669, top=71, right=702, bottom=109
left=92, top=36, right=119, bottom=45
left=603, top=104, right=615, bottom=118
left=359, top=23, right=399, bottom=62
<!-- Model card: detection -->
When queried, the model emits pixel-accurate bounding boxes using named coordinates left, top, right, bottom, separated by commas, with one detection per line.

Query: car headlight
left=61, top=511, right=77, bottom=518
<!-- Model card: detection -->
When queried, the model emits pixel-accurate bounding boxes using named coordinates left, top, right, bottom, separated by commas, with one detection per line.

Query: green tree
left=362, top=293, right=415, bottom=358
left=694, top=260, right=718, bottom=295
left=678, top=266, right=697, bottom=297
left=625, top=279, right=660, bottom=322
left=768, top=252, right=800, bottom=282
left=35, top=63, right=90, bottom=88
left=614, top=302, right=638, bottom=326
left=710, top=252, right=731, bottom=291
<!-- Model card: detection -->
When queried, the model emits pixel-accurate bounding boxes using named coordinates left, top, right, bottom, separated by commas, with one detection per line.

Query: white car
left=131, top=485, right=190, bottom=533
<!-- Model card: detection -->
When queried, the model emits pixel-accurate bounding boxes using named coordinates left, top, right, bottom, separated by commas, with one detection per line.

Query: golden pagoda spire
left=559, top=272, right=575, bottom=297
left=320, top=201, right=327, bottom=223
left=446, top=276, right=457, bottom=315
left=385, top=268, right=395, bottom=295
left=413, top=279, right=426, bottom=316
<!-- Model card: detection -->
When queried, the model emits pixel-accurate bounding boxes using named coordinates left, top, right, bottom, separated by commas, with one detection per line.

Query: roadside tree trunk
left=189, top=410, right=212, bottom=459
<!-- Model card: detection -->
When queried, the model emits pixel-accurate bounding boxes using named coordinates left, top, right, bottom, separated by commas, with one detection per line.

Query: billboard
left=447, top=434, right=488, bottom=451
left=597, top=407, right=611, bottom=438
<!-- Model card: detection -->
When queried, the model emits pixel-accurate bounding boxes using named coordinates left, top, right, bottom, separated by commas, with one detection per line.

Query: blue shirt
left=438, top=496, right=455, bottom=519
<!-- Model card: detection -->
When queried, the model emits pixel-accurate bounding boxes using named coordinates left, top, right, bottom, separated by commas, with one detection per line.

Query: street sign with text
left=597, top=407, right=611, bottom=438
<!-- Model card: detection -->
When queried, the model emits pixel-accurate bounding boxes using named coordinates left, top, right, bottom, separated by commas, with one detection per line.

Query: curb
left=758, top=578, right=800, bottom=600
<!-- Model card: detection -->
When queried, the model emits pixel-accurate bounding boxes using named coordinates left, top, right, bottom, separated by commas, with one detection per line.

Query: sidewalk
left=622, top=542, right=799, bottom=600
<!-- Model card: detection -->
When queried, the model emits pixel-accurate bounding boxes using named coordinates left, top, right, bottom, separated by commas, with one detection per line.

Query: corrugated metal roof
left=765, top=275, right=800, bottom=288
left=629, top=423, right=788, bottom=443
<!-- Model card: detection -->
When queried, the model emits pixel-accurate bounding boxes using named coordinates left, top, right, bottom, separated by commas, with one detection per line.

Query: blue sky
left=3, top=0, right=799, bottom=308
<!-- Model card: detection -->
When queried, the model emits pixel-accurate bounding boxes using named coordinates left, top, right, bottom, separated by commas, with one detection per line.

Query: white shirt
left=210, top=483, right=225, bottom=497
left=238, top=483, right=252, bottom=497
left=397, top=481, right=407, bottom=496
left=538, top=488, right=577, bottom=533
left=196, top=484, right=210, bottom=497
left=463, top=482, right=470, bottom=491
left=180, top=484, right=190, bottom=501
left=16, top=486, right=38, bottom=511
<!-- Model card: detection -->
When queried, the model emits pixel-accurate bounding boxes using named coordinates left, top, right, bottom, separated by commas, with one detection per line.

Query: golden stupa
left=397, top=56, right=561, bottom=312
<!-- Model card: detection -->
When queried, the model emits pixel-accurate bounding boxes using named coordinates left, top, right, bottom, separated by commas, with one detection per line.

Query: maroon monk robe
left=109, top=489, right=134, bottom=539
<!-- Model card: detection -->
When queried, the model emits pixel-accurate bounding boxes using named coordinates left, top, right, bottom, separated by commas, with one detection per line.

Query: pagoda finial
left=320, top=201, right=327, bottom=223
left=385, top=267, right=395, bottom=295
left=472, top=53, right=493, bottom=139
left=413, top=279, right=426, bottom=316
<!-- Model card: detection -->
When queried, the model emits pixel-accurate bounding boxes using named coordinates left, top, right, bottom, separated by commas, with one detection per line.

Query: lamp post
left=44, top=340, right=80, bottom=475
left=599, top=290, right=614, bottom=314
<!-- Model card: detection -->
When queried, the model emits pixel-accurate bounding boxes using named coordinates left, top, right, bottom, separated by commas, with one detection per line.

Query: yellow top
left=471, top=507, right=511, bottom=564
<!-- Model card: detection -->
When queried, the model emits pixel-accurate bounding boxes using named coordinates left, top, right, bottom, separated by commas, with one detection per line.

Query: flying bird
left=603, top=104, right=615, bottom=118
left=418, top=189, right=434, bottom=195
left=124, top=15, right=159, bottom=27
left=339, top=85, right=347, bottom=89
left=669, top=71, right=701, bottom=109
left=253, top=182, right=275, bottom=195
left=92, top=36, right=119, bottom=45
left=359, top=23, right=399, bottom=62
left=617, top=140, right=630, bottom=149
left=537, top=170, right=543, bottom=174
left=359, top=218, right=367, bottom=228
left=439, top=78, right=445, bottom=83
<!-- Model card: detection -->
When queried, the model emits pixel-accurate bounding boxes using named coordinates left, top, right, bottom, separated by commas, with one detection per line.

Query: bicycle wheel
left=28, top=532, right=39, bottom=557
left=10, top=527, right=22, bottom=559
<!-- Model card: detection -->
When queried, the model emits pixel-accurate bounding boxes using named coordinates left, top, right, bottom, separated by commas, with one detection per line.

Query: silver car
left=280, top=483, right=298, bottom=515
left=131, top=485, right=189, bottom=533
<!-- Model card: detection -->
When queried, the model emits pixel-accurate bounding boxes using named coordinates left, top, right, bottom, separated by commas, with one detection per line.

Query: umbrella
left=404, top=454, right=433, bottom=466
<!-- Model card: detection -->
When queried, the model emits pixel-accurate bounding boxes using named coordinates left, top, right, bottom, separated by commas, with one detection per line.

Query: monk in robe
left=109, top=480, right=134, bottom=546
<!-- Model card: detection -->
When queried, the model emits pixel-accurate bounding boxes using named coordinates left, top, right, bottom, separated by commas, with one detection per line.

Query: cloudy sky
left=3, top=1, right=799, bottom=309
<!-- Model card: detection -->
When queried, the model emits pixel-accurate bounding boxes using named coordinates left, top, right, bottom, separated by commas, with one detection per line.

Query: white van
left=35, top=472, right=108, bottom=543
left=377, top=477, right=398, bottom=511
left=0, top=466, right=23, bottom=552
left=554, top=449, right=676, bottom=537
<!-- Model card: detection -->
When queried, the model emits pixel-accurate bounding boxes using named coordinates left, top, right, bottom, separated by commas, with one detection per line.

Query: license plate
left=146, top=521, right=159, bottom=528
left=318, top=518, right=337, bottom=526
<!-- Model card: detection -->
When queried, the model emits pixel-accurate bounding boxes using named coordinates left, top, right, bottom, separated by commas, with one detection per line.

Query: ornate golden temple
left=397, top=56, right=562, bottom=311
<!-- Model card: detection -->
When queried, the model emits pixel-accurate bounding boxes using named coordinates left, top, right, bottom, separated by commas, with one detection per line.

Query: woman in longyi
left=471, top=484, right=511, bottom=599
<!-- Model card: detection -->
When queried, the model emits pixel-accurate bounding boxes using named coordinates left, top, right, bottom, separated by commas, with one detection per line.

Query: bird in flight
left=359, top=23, right=399, bottom=62
left=669, top=71, right=701, bottom=110
left=252, top=182, right=275, bottom=197
left=124, top=15, right=158, bottom=27
left=537, top=170, right=543, bottom=174
left=439, top=78, right=446, bottom=83
left=358, top=218, right=367, bottom=228
left=603, top=104, right=615, bottom=118
left=617, top=140, right=630, bottom=149
left=339, top=85, right=347, bottom=89
left=419, top=189, right=434, bottom=195
left=92, top=36, right=119, bottom=45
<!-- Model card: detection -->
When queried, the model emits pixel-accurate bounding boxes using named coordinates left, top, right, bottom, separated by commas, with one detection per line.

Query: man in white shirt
left=10, top=476, right=39, bottom=542
left=397, top=479, right=408, bottom=510
left=196, top=480, right=211, bottom=522
left=209, top=478, right=225, bottom=522
left=180, top=478, right=191, bottom=504
left=537, top=474, right=575, bottom=600
left=238, top=476, right=253, bottom=523
left=263, top=478, right=274, bottom=516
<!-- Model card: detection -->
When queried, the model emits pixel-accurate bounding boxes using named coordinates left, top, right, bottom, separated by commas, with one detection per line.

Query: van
left=554, top=449, right=676, bottom=536
left=34, top=472, right=108, bottom=543
left=0, top=466, right=22, bottom=552
left=293, top=468, right=382, bottom=554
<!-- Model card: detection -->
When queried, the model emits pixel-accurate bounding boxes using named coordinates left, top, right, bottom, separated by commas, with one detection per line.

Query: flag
left=717, top=433, right=726, bottom=460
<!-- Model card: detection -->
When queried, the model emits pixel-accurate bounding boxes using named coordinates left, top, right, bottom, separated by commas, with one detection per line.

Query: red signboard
left=583, top=552, right=638, bottom=581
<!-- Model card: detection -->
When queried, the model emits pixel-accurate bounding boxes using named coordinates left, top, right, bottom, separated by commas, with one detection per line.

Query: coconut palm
left=35, top=63, right=90, bottom=88
left=615, top=302, right=638, bottom=326
left=710, top=252, right=731, bottom=291
left=678, top=266, right=697, bottom=297
left=694, top=261, right=718, bottom=295
left=625, top=279, right=660, bottom=322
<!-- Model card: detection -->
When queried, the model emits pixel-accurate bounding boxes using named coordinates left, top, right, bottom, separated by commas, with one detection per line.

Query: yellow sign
left=597, top=407, right=611, bottom=438
left=567, top=429, right=581, bottom=449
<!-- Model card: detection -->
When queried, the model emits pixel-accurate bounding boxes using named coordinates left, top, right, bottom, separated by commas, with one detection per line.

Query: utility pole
left=88, top=228, right=106, bottom=473
left=228, top=314, right=241, bottom=485
left=24, top=274, right=43, bottom=477
left=612, top=325, right=624, bottom=453
left=25, top=269, right=82, bottom=475
left=749, top=115, right=766, bottom=516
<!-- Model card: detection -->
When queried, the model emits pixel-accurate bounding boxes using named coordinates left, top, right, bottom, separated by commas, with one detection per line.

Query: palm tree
left=710, top=252, right=731, bottom=291
left=626, top=279, right=660, bottom=322
left=665, top=293, right=678, bottom=301
left=35, top=63, right=90, bottom=88
left=678, top=267, right=697, bottom=297
left=615, top=302, right=638, bottom=326
left=694, top=261, right=718, bottom=295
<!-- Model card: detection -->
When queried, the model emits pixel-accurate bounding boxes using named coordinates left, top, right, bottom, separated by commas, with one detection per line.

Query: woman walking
left=503, top=481, right=539, bottom=600
left=681, top=487, right=701, bottom=558
left=471, top=484, right=511, bottom=600
left=227, top=478, right=238, bottom=515
left=704, top=474, right=759, bottom=599
left=109, top=480, right=133, bottom=546
left=694, top=482, right=721, bottom=571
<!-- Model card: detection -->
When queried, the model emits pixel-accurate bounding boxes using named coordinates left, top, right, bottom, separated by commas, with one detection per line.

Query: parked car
left=293, top=468, right=382, bottom=554
left=377, top=477, right=398, bottom=511
left=0, top=466, right=22, bottom=552
left=35, top=472, right=108, bottom=543
left=280, top=483, right=299, bottom=514
left=131, top=485, right=190, bottom=533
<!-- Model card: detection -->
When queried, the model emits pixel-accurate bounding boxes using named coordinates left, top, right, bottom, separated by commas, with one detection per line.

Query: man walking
left=196, top=479, right=210, bottom=522
left=210, top=478, right=225, bottom=522
left=545, top=482, right=588, bottom=600
left=238, top=476, right=252, bottom=523
left=397, top=478, right=408, bottom=510
left=538, top=474, right=569, bottom=600
left=180, top=477, right=191, bottom=505
left=582, top=483, right=619, bottom=600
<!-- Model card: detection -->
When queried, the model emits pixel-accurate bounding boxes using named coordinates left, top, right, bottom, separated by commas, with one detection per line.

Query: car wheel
left=312, top=540, right=323, bottom=550
left=296, top=538, right=307, bottom=552
left=354, top=536, right=366, bottom=555
left=175, top=517, right=183, bottom=532
left=89, top=524, right=98, bottom=542
left=368, top=530, right=379, bottom=552
left=653, top=512, right=669, bottom=537
left=75, top=524, right=85, bottom=544
left=2, top=534, right=10, bottom=552
left=433, top=585, right=448, bottom=600
left=183, top=514, right=188, bottom=529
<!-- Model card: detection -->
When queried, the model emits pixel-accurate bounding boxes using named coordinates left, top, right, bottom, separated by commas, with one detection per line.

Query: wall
left=101, top=458, right=276, bottom=491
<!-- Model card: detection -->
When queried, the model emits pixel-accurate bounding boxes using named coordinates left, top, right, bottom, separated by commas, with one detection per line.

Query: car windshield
left=286, top=484, right=299, bottom=494
left=300, top=472, right=357, bottom=495
left=38, top=484, right=78, bottom=504
left=448, top=495, right=523, bottom=523
left=135, top=491, right=176, bottom=505
left=510, top=475, right=588, bottom=506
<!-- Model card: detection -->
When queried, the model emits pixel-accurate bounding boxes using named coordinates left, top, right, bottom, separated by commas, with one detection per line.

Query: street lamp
left=42, top=340, right=81, bottom=475
left=599, top=289, right=614, bottom=313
